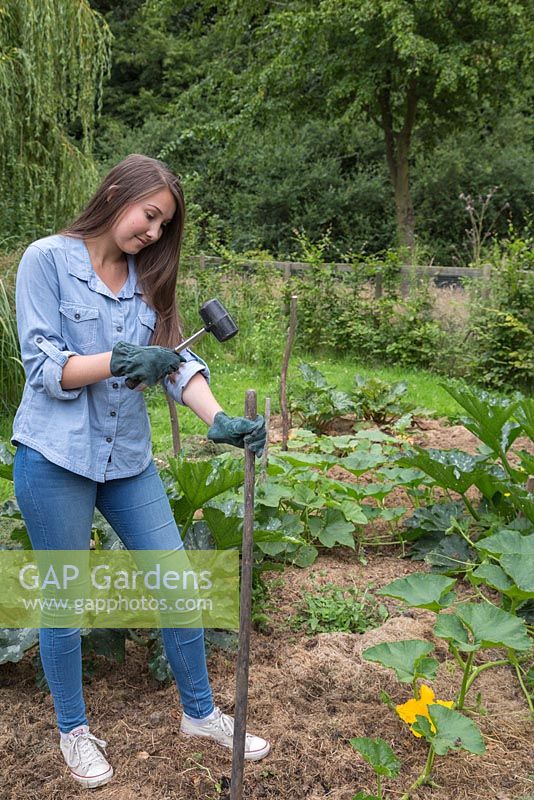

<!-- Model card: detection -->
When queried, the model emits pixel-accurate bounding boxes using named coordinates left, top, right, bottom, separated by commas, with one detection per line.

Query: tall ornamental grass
left=0, top=280, right=24, bottom=418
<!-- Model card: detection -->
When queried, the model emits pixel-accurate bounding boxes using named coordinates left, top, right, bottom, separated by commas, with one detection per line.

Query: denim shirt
left=12, top=234, right=210, bottom=482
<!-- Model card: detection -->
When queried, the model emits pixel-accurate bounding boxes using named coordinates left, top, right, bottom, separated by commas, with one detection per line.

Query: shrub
left=466, top=230, right=534, bottom=391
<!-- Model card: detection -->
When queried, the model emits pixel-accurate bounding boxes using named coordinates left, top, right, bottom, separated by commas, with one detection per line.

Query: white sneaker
left=180, top=707, right=270, bottom=761
left=59, top=724, right=114, bottom=788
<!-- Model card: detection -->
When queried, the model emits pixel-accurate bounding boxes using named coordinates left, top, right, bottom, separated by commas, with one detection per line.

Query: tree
left=0, top=0, right=112, bottom=245
left=248, top=0, right=534, bottom=252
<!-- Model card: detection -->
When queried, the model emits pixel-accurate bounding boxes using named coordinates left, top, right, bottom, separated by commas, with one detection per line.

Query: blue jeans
left=13, top=443, right=214, bottom=733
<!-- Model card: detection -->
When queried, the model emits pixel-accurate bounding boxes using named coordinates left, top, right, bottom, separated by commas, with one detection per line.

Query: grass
left=146, top=352, right=463, bottom=457
left=0, top=352, right=464, bottom=496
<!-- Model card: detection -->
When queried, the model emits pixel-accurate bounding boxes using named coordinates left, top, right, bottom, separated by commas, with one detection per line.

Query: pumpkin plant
left=367, top=572, right=533, bottom=713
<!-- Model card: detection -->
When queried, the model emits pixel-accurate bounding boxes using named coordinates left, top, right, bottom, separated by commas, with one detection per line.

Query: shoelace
left=70, top=732, right=109, bottom=769
left=216, top=711, right=255, bottom=743
left=216, top=711, right=235, bottom=737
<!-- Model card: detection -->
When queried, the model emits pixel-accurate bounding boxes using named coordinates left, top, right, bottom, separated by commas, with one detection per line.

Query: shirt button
left=36, top=337, right=43, bottom=343
left=106, top=437, right=112, bottom=443
left=74, top=313, right=81, bottom=320
left=110, top=411, right=116, bottom=417
left=116, top=326, right=123, bottom=332
left=112, top=382, right=119, bottom=389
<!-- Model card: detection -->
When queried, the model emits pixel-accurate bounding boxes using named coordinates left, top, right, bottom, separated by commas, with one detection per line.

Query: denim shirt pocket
left=59, top=301, right=99, bottom=352
left=137, top=308, right=157, bottom=346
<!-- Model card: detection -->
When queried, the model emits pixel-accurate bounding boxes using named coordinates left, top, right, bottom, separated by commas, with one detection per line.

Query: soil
left=0, top=418, right=533, bottom=800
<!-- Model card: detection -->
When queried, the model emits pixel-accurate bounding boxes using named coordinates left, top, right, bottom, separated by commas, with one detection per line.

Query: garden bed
left=0, top=412, right=532, bottom=800
left=0, top=546, right=532, bottom=800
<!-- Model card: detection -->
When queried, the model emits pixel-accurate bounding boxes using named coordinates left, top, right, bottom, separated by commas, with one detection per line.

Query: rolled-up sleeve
left=162, top=349, right=210, bottom=405
left=15, top=245, right=83, bottom=400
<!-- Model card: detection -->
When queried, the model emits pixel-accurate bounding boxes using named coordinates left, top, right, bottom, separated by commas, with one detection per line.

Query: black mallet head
left=174, top=298, right=238, bottom=354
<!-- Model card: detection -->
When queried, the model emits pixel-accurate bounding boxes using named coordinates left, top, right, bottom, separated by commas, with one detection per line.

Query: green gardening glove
left=110, top=341, right=186, bottom=388
left=207, top=412, right=266, bottom=457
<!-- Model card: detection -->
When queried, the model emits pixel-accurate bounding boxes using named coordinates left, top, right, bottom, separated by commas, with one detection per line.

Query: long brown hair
left=61, top=154, right=185, bottom=347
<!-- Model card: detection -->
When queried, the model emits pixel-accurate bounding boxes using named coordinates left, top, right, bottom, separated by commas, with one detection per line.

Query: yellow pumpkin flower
left=396, top=684, right=454, bottom=737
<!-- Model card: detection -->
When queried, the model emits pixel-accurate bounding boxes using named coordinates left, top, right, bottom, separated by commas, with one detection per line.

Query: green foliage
left=352, top=375, right=414, bottom=426
left=434, top=602, right=532, bottom=653
left=350, top=736, right=400, bottom=800
left=412, top=705, right=486, bottom=756
left=350, top=737, right=400, bottom=779
left=377, top=574, right=457, bottom=612
left=0, top=279, right=25, bottom=417
left=0, top=0, right=112, bottom=244
left=291, top=582, right=388, bottom=635
left=362, top=640, right=439, bottom=685
left=399, top=382, right=534, bottom=550
left=177, top=255, right=287, bottom=371
left=466, top=231, right=534, bottom=391
left=0, top=628, right=39, bottom=665
left=288, top=362, right=353, bottom=434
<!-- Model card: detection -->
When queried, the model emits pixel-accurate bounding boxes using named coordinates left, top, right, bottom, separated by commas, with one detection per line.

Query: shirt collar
left=64, top=235, right=142, bottom=299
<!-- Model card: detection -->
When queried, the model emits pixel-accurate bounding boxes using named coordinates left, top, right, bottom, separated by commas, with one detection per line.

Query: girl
left=11, top=153, right=270, bottom=789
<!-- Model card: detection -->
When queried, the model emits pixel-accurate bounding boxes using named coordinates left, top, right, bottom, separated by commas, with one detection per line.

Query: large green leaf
left=354, top=428, right=397, bottom=443
left=471, top=467, right=511, bottom=502
left=167, top=453, right=244, bottom=511
left=203, top=500, right=303, bottom=550
left=412, top=705, right=486, bottom=755
left=308, top=509, right=355, bottom=549
left=290, top=482, right=327, bottom=508
left=362, top=640, right=438, bottom=683
left=470, top=564, right=514, bottom=593
left=397, top=447, right=478, bottom=494
left=476, top=530, right=534, bottom=557
left=255, top=481, right=295, bottom=508
left=421, top=535, right=475, bottom=574
left=337, top=499, right=368, bottom=525
left=377, top=573, right=456, bottom=611
left=443, top=383, right=520, bottom=455
left=515, top=398, right=534, bottom=441
left=341, top=450, right=388, bottom=475
left=377, top=466, right=428, bottom=487
left=518, top=450, right=534, bottom=477
left=273, top=450, right=337, bottom=470
left=456, top=602, right=531, bottom=652
left=499, top=555, right=534, bottom=599
left=298, top=361, right=329, bottom=387
left=402, top=502, right=467, bottom=542
left=288, top=543, right=319, bottom=567
left=349, top=737, right=400, bottom=778
left=434, top=612, right=478, bottom=652
left=506, top=486, right=534, bottom=523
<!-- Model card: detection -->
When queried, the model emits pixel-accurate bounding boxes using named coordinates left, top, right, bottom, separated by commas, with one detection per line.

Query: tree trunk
left=393, top=135, right=415, bottom=253
left=378, top=78, right=418, bottom=256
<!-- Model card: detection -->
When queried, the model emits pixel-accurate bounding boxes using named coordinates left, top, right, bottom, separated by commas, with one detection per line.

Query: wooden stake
left=280, top=295, right=298, bottom=451
left=166, top=393, right=181, bottom=455
left=230, top=389, right=256, bottom=800
left=260, top=396, right=271, bottom=482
